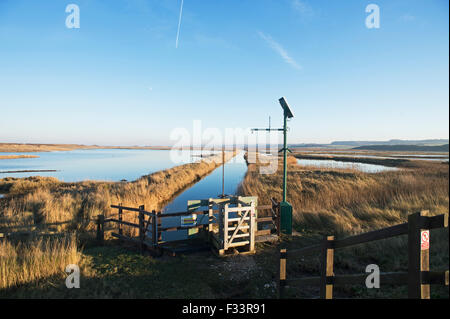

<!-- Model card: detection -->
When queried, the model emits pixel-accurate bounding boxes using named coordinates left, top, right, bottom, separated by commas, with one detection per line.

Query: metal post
left=222, top=146, right=225, bottom=198
left=282, top=111, right=288, bottom=203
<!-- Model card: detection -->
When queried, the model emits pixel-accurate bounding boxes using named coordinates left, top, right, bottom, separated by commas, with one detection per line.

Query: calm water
left=297, top=158, right=398, bottom=173
left=155, top=152, right=248, bottom=242
left=162, top=152, right=248, bottom=213
left=309, top=153, right=449, bottom=162
left=0, top=149, right=218, bottom=182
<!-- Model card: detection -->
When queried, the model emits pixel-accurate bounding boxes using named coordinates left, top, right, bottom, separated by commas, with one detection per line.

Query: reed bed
left=239, top=154, right=449, bottom=236
left=0, top=234, right=81, bottom=290
left=0, top=152, right=236, bottom=231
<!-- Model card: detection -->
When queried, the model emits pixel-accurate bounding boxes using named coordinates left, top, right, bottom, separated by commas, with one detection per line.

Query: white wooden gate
left=216, top=201, right=256, bottom=255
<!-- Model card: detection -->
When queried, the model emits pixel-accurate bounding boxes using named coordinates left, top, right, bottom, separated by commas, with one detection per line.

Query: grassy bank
left=238, top=154, right=448, bottom=298
left=0, top=152, right=236, bottom=229
left=0, top=143, right=193, bottom=153
left=0, top=152, right=238, bottom=291
left=1, top=151, right=447, bottom=298
left=0, top=234, right=81, bottom=290
left=241, top=154, right=448, bottom=235
left=0, top=155, right=39, bottom=160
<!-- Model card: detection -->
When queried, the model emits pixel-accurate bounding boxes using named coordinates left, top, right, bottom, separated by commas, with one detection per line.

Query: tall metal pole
left=222, top=146, right=225, bottom=198
left=282, top=112, right=288, bottom=203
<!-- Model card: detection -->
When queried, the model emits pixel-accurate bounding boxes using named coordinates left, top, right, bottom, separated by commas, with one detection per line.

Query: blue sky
left=0, top=0, right=448, bottom=145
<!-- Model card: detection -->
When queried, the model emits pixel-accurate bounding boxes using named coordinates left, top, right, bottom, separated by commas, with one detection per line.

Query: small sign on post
left=181, top=215, right=197, bottom=228
left=421, top=230, right=430, bottom=250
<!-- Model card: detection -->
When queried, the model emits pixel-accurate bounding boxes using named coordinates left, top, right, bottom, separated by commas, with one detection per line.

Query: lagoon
left=0, top=149, right=218, bottom=182
left=297, top=158, right=398, bottom=173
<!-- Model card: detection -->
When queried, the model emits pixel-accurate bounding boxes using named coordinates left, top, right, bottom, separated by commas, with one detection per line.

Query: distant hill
left=352, top=144, right=449, bottom=152
left=331, top=139, right=449, bottom=147
left=289, top=143, right=329, bottom=148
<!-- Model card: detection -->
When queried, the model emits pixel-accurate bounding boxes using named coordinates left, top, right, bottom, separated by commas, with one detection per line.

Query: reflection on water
left=158, top=153, right=248, bottom=242
left=0, top=149, right=218, bottom=182
left=162, top=153, right=248, bottom=213
left=297, top=158, right=398, bottom=173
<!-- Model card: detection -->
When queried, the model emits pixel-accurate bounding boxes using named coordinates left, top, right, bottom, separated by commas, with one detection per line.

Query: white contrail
left=258, top=31, right=302, bottom=70
left=176, top=0, right=184, bottom=48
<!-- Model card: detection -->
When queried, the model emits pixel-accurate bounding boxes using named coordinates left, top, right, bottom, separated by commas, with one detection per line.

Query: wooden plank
left=228, top=217, right=250, bottom=222
left=279, top=249, right=287, bottom=299
left=320, top=236, right=334, bottom=299
left=208, top=198, right=214, bottom=234
left=227, top=241, right=250, bottom=248
left=227, top=233, right=249, bottom=239
left=152, top=211, right=157, bottom=247
left=138, top=205, right=145, bottom=253
left=249, top=202, right=256, bottom=252
left=104, top=218, right=140, bottom=229
left=256, top=217, right=273, bottom=223
left=408, top=211, right=430, bottom=299
left=118, top=206, right=123, bottom=236
left=228, top=225, right=249, bottom=231
left=223, top=204, right=229, bottom=250
left=333, top=223, right=409, bottom=249
left=111, top=205, right=153, bottom=217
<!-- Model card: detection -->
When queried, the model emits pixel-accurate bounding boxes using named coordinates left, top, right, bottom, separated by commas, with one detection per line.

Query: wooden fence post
left=138, top=205, right=145, bottom=253
left=408, top=210, right=430, bottom=299
left=152, top=210, right=157, bottom=248
left=96, top=214, right=104, bottom=243
left=279, top=248, right=287, bottom=299
left=208, top=198, right=213, bottom=237
left=118, top=204, right=123, bottom=236
left=320, top=235, right=334, bottom=299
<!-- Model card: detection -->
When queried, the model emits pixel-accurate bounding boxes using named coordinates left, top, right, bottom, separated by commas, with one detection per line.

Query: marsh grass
left=239, top=154, right=448, bottom=298
left=0, top=152, right=236, bottom=232
left=240, top=155, right=448, bottom=235
left=0, top=234, right=81, bottom=290
left=0, top=152, right=236, bottom=291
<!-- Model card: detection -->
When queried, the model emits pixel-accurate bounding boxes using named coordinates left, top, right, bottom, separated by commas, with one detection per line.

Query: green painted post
left=282, top=110, right=288, bottom=203
left=279, top=97, right=294, bottom=235
left=280, top=201, right=292, bottom=235
left=252, top=97, right=294, bottom=235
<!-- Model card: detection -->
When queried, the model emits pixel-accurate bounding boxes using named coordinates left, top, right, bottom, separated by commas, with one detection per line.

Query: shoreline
left=0, top=155, right=40, bottom=160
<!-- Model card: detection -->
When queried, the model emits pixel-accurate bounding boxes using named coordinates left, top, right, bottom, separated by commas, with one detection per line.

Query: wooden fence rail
left=99, top=200, right=281, bottom=254
left=279, top=210, right=449, bottom=299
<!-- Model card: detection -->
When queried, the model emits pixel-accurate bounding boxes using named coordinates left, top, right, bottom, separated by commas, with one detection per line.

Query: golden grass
left=239, top=155, right=449, bottom=236
left=0, top=152, right=236, bottom=290
left=0, top=234, right=81, bottom=289
left=0, top=152, right=236, bottom=231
